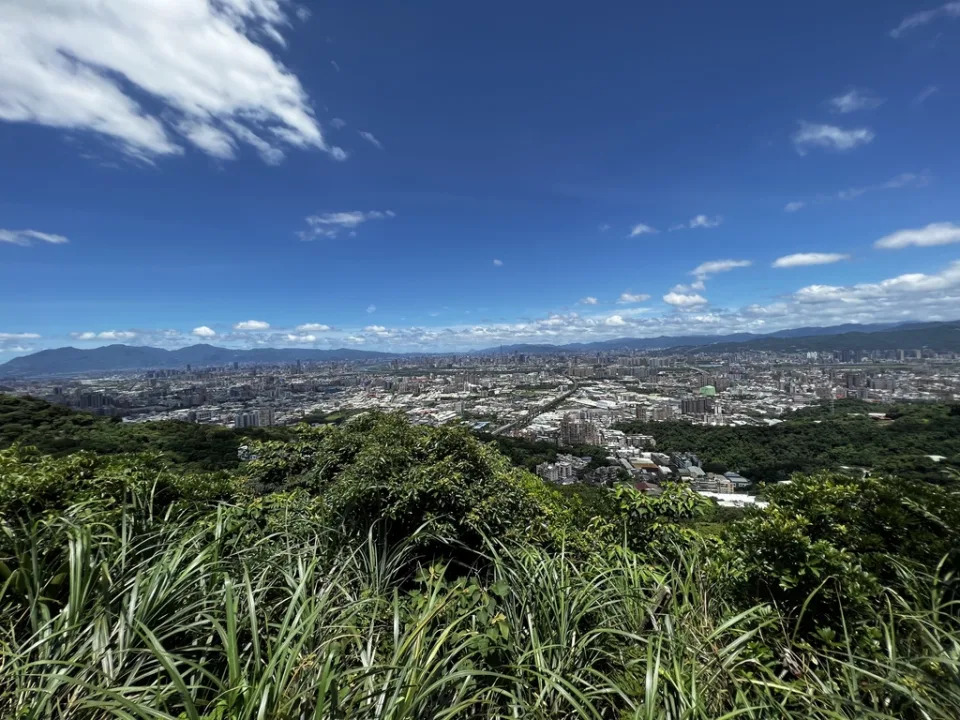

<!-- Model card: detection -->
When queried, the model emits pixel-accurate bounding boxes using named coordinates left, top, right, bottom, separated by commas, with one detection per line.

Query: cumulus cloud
left=296, top=323, right=331, bottom=332
left=604, top=315, right=627, bottom=326
left=192, top=326, right=216, bottom=338
left=890, top=2, right=960, bottom=37
left=829, top=89, right=884, bottom=113
left=72, top=330, right=137, bottom=341
left=299, top=210, right=395, bottom=240
left=285, top=333, right=316, bottom=342
left=493, top=258, right=504, bottom=266
left=617, top=292, right=651, bottom=304
left=792, top=122, right=874, bottom=154
left=579, top=296, right=598, bottom=305
left=874, top=222, right=960, bottom=249
left=629, top=223, right=657, bottom=237
left=772, top=252, right=851, bottom=268
left=364, top=325, right=387, bottom=333
left=233, top=320, right=270, bottom=331
left=0, top=0, right=346, bottom=163
left=663, top=292, right=708, bottom=308
left=794, top=260, right=960, bottom=305
left=0, top=228, right=69, bottom=246
left=359, top=131, right=383, bottom=149
left=784, top=202, right=805, bottom=213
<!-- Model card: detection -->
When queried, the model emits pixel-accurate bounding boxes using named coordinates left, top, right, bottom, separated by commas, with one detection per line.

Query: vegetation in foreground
left=0, top=409, right=958, bottom=718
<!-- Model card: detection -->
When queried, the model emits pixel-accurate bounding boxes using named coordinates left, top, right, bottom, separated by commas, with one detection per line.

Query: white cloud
left=874, top=222, right=960, bottom=249
left=890, top=2, right=960, bottom=37
left=598, top=224, right=611, bottom=232
left=772, top=252, right=851, bottom=268
left=0, top=228, right=69, bottom=246
left=71, top=330, right=137, bottom=341
left=688, top=215, right=722, bottom=229
left=579, top=296, right=598, bottom=305
left=299, top=210, right=395, bottom=240
left=913, top=86, right=939, bottom=106
left=691, top=259, right=752, bottom=279
left=604, top=315, right=627, bottom=326
left=663, top=292, right=708, bottom=308
left=829, top=89, right=884, bottom=113
left=784, top=201, right=805, bottom=213
left=285, top=333, right=316, bottom=342
left=629, top=223, right=657, bottom=237
left=296, top=323, right=331, bottom=332
left=0, top=0, right=345, bottom=163
left=233, top=320, right=270, bottom=331
left=330, top=117, right=347, bottom=129
left=0, top=332, right=40, bottom=340
left=794, top=260, right=960, bottom=305
left=192, top=326, right=216, bottom=338
left=364, top=325, right=387, bottom=332
left=366, top=304, right=377, bottom=314
left=618, top=292, right=651, bottom=304
left=493, top=258, right=504, bottom=266
left=792, top=122, right=874, bottom=154
left=359, top=131, right=383, bottom=149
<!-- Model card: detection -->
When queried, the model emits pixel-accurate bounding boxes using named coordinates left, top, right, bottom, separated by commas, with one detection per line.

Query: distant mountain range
left=2, top=321, right=958, bottom=377
left=0, top=344, right=395, bottom=378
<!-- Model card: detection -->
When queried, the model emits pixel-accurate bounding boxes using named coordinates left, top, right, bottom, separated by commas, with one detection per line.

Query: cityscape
left=6, top=335, right=959, bottom=505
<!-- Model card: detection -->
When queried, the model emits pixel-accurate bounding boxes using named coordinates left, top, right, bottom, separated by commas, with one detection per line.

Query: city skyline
left=3, top=1, right=960, bottom=355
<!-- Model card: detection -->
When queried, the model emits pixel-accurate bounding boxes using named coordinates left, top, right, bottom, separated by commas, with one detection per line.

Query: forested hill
left=617, top=400, right=960, bottom=483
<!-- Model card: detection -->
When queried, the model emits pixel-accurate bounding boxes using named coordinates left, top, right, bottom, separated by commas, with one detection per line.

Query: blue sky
left=2, top=0, right=960, bottom=355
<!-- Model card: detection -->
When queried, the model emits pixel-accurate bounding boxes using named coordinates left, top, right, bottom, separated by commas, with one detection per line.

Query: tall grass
left=1, top=497, right=957, bottom=719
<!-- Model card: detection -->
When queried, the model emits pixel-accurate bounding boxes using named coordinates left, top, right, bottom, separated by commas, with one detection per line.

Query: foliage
left=724, top=470, right=960, bottom=638
left=0, top=393, right=294, bottom=470
left=617, top=401, right=960, bottom=483
left=241, top=413, right=578, bottom=552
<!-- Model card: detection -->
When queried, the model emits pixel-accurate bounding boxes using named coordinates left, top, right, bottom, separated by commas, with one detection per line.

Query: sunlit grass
left=1, top=497, right=958, bottom=719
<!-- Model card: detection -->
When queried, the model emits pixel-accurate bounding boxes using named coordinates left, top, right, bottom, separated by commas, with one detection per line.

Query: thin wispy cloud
left=874, top=222, right=960, bottom=249
left=366, top=304, right=377, bottom=314
left=597, top=224, right=611, bottom=232
left=359, top=131, right=383, bottom=149
left=493, top=258, right=504, bottom=266
left=829, top=88, right=884, bottom=113
left=330, top=118, right=347, bottom=129
left=688, top=215, right=722, bottom=229
left=691, top=259, right=752, bottom=280
left=579, top=296, right=598, bottom=305
left=912, top=85, right=939, bottom=106
left=890, top=2, right=960, bottom=38
left=330, top=60, right=341, bottom=72
left=0, top=229, right=69, bottom=246
left=299, top=210, right=395, bottom=240
left=772, top=252, right=851, bottom=268
left=836, top=172, right=930, bottom=200
left=629, top=223, right=657, bottom=236
left=0, top=0, right=346, bottom=163
left=792, top=122, right=874, bottom=154
left=784, top=201, right=805, bottom=213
